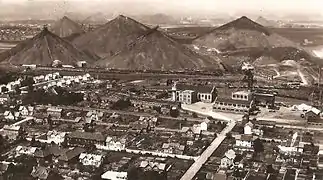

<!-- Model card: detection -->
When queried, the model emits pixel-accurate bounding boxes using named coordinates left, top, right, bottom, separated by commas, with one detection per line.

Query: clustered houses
left=66, top=132, right=127, bottom=151
left=66, top=132, right=106, bottom=147
left=19, top=105, right=34, bottom=117
left=79, top=153, right=104, bottom=168
left=172, top=82, right=217, bottom=104
left=278, top=132, right=305, bottom=155
left=220, top=149, right=236, bottom=169
left=96, top=136, right=127, bottom=151
left=46, top=131, right=66, bottom=145
left=161, top=143, right=185, bottom=155
left=47, top=107, right=63, bottom=119
left=1, top=125, right=23, bottom=141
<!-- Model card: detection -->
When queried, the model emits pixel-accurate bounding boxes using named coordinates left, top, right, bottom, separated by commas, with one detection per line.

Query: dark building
left=66, top=132, right=106, bottom=147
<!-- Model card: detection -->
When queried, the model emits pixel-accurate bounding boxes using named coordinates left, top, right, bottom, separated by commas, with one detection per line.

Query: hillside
left=193, top=16, right=297, bottom=52
left=50, top=16, right=85, bottom=38
left=0, top=27, right=97, bottom=66
left=95, top=28, right=224, bottom=71
left=72, top=15, right=150, bottom=57
left=255, top=16, right=279, bottom=27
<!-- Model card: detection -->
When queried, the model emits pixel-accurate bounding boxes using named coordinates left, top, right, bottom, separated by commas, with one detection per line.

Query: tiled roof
left=176, top=83, right=215, bottom=93
left=66, top=131, right=106, bottom=141
left=215, top=97, right=252, bottom=106
left=31, top=166, right=49, bottom=180
left=58, top=147, right=85, bottom=162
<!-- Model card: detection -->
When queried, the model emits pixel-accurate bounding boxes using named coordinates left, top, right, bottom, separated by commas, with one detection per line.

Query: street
left=180, top=121, right=236, bottom=180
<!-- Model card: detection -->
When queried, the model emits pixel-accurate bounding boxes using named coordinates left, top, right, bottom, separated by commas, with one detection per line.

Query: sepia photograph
left=0, top=0, right=323, bottom=179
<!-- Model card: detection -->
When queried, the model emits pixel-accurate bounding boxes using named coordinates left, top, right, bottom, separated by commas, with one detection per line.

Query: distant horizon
left=0, top=0, right=323, bottom=21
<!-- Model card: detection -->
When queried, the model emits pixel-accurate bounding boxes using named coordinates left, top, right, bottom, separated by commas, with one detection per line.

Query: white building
left=278, top=132, right=304, bottom=155
left=244, top=121, right=253, bottom=135
left=0, top=94, right=10, bottom=104
left=220, top=149, right=236, bottom=169
left=235, top=135, right=254, bottom=151
left=232, top=91, right=253, bottom=102
left=79, top=153, right=103, bottom=168
left=101, top=171, right=127, bottom=180
left=47, top=131, right=66, bottom=145
left=172, top=83, right=217, bottom=104
left=15, top=146, right=37, bottom=156
left=97, top=136, right=126, bottom=151
left=4, top=111, right=15, bottom=121
left=1, top=125, right=22, bottom=140
left=19, top=106, right=34, bottom=117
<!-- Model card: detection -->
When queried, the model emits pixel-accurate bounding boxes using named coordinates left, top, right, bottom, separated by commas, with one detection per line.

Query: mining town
left=1, top=0, right=323, bottom=180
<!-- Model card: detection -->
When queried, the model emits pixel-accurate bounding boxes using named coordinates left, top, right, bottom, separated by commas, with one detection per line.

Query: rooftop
left=215, top=97, right=252, bottom=106
left=175, top=83, right=215, bottom=93
left=66, top=131, right=106, bottom=141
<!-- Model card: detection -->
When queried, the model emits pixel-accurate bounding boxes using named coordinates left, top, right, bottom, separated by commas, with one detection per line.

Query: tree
left=226, top=132, right=233, bottom=139
left=15, top=86, right=21, bottom=94
left=1, top=86, right=8, bottom=92
left=253, top=138, right=264, bottom=154
left=0, top=134, right=7, bottom=153
left=170, top=108, right=179, bottom=118
left=128, top=167, right=140, bottom=180
left=266, top=164, right=275, bottom=174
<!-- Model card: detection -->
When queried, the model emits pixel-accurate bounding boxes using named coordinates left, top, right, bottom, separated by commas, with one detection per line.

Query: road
left=297, top=69, right=309, bottom=86
left=0, top=117, right=34, bottom=132
left=180, top=121, right=236, bottom=180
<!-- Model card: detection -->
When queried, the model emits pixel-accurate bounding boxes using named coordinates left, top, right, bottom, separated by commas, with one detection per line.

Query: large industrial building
left=172, top=83, right=217, bottom=104
left=213, top=91, right=255, bottom=113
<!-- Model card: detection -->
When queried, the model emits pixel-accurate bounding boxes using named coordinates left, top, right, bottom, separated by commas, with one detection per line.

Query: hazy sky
left=2, top=0, right=323, bottom=16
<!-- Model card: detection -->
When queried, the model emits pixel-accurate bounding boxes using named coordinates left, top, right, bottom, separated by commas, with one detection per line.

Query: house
left=77, top=61, right=87, bottom=68
left=0, top=94, right=10, bottom=104
left=220, top=149, right=236, bottom=169
left=30, top=166, right=49, bottom=180
left=138, top=116, right=158, bottom=128
left=304, top=108, right=321, bottom=122
left=213, top=91, right=254, bottom=114
left=57, top=147, right=85, bottom=167
left=79, top=153, right=103, bottom=168
left=66, top=131, right=106, bottom=147
left=162, top=143, right=185, bottom=155
left=172, top=83, right=217, bottom=104
left=15, top=146, right=37, bottom=156
left=278, top=132, right=304, bottom=155
left=85, top=110, right=102, bottom=123
left=182, top=127, right=195, bottom=138
left=97, top=136, right=126, bottom=151
left=244, top=121, right=253, bottom=135
left=1, top=125, right=23, bottom=140
left=47, top=107, right=62, bottom=119
left=3, top=111, right=15, bottom=121
left=101, top=171, right=127, bottom=180
left=14, top=112, right=21, bottom=119
left=235, top=135, right=255, bottom=151
left=46, top=131, right=66, bottom=145
left=130, top=121, right=150, bottom=133
left=139, top=160, right=168, bottom=172
left=19, top=106, right=29, bottom=117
